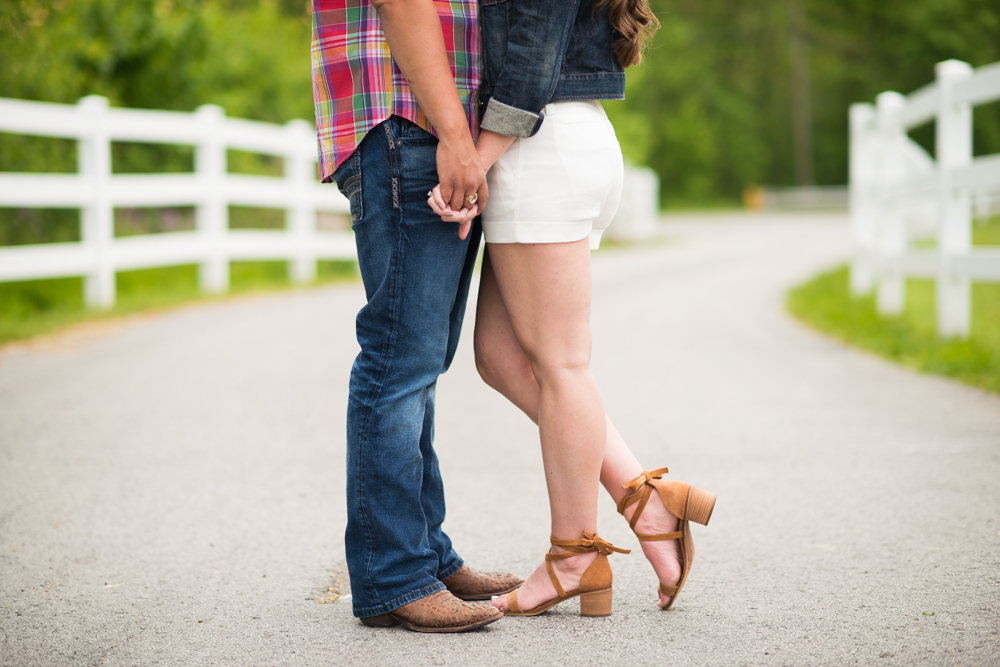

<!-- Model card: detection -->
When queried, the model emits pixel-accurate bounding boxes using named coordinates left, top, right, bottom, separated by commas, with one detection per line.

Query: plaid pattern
left=311, top=0, right=480, bottom=181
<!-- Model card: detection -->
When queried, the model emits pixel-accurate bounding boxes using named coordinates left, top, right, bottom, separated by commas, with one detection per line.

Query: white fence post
left=195, top=104, right=229, bottom=293
left=77, top=95, right=115, bottom=309
left=608, top=164, right=660, bottom=242
left=285, top=119, right=317, bottom=284
left=935, top=60, right=974, bottom=337
left=875, top=91, right=908, bottom=315
left=849, top=102, right=876, bottom=296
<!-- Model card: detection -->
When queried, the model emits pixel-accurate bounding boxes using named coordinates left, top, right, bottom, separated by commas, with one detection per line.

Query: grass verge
left=787, top=265, right=1000, bottom=395
left=0, top=260, right=358, bottom=346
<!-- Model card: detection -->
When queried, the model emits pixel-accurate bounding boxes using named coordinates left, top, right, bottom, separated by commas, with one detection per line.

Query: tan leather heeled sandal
left=504, top=532, right=630, bottom=618
left=617, top=467, right=716, bottom=610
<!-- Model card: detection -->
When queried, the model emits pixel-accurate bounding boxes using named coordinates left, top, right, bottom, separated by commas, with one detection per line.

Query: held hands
left=431, top=130, right=488, bottom=240
left=427, top=185, right=478, bottom=240
left=427, top=129, right=516, bottom=238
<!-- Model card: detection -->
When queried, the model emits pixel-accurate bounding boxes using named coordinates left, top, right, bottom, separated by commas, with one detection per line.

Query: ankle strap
left=616, top=467, right=670, bottom=528
left=546, top=531, right=630, bottom=561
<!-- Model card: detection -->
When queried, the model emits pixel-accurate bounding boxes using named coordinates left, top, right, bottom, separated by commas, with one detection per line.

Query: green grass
left=788, top=214, right=1000, bottom=394
left=0, top=260, right=358, bottom=346
left=974, top=215, right=1000, bottom=245
left=788, top=266, right=1000, bottom=395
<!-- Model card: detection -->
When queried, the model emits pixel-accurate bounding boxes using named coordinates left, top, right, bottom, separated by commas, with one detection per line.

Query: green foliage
left=3, top=0, right=998, bottom=205
left=787, top=266, right=1000, bottom=395
left=229, top=206, right=286, bottom=229
left=112, top=142, right=195, bottom=174
left=0, top=0, right=313, bottom=118
left=0, top=133, right=78, bottom=173
left=228, top=149, right=285, bottom=177
left=114, top=207, right=195, bottom=236
left=0, top=208, right=80, bottom=245
left=0, top=0, right=313, bottom=176
left=606, top=0, right=1000, bottom=205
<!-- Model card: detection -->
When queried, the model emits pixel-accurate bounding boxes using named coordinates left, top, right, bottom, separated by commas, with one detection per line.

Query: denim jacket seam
left=549, top=94, right=621, bottom=101
left=487, top=0, right=582, bottom=121
left=559, top=72, right=623, bottom=78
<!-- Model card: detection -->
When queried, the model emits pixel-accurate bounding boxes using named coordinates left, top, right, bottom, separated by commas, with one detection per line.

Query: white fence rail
left=0, top=95, right=353, bottom=308
left=850, top=59, right=1000, bottom=338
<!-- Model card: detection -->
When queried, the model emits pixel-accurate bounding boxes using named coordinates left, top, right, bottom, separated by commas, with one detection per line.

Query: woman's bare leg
left=475, top=248, right=683, bottom=608
left=480, top=239, right=606, bottom=612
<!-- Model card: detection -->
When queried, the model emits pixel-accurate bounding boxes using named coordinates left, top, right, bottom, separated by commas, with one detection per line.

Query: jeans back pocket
left=333, top=150, right=363, bottom=223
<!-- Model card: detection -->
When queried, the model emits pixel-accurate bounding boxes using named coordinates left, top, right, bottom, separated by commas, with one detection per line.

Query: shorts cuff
left=482, top=220, right=592, bottom=246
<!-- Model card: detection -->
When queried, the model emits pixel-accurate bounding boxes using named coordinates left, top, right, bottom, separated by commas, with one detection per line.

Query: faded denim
left=479, top=0, right=625, bottom=137
left=331, top=116, right=482, bottom=618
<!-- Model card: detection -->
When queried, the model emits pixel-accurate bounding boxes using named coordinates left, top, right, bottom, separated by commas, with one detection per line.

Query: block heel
left=579, top=587, right=613, bottom=617
left=686, top=486, right=717, bottom=526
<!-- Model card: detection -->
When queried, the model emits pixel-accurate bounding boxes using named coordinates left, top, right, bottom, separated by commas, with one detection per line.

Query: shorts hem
left=482, top=220, right=594, bottom=247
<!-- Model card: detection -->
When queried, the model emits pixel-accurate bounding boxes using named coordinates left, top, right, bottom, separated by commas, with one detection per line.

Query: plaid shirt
left=311, top=0, right=481, bottom=182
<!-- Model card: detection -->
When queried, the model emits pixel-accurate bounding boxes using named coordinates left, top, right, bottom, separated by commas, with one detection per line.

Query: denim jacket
left=479, top=0, right=625, bottom=138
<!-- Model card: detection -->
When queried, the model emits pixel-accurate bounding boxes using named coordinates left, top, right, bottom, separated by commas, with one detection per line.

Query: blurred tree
left=606, top=0, right=1000, bottom=205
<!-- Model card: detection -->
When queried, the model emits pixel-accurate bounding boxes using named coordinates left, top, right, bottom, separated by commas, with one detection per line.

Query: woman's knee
left=474, top=344, right=501, bottom=389
left=474, top=338, right=529, bottom=394
left=525, top=345, right=592, bottom=387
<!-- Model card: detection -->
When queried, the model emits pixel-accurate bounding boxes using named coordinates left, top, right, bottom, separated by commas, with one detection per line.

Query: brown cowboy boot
left=442, top=565, right=523, bottom=601
left=359, top=589, right=502, bottom=633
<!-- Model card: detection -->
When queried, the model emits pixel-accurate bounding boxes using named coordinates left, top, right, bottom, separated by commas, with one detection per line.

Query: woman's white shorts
left=482, top=100, right=624, bottom=250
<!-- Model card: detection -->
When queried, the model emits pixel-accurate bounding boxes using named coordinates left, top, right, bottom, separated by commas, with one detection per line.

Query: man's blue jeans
left=331, top=116, right=482, bottom=618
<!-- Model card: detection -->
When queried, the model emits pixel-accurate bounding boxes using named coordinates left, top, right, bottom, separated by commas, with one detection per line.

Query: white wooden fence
left=0, top=95, right=353, bottom=309
left=850, top=59, right=1000, bottom=338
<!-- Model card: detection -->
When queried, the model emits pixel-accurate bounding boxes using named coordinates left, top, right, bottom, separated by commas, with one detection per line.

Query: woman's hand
left=427, top=185, right=478, bottom=240
left=476, top=129, right=516, bottom=173
left=426, top=129, right=514, bottom=239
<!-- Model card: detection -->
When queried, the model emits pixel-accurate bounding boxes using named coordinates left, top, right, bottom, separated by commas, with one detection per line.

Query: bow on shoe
left=621, top=467, right=670, bottom=496
left=616, top=467, right=670, bottom=522
left=548, top=531, right=631, bottom=559
left=582, top=531, right=632, bottom=556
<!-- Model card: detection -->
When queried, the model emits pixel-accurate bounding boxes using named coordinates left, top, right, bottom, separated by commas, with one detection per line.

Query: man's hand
left=436, top=132, right=489, bottom=216
left=372, top=0, right=486, bottom=213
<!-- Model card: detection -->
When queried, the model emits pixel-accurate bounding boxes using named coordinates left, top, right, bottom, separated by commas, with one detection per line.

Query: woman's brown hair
left=595, top=0, right=661, bottom=67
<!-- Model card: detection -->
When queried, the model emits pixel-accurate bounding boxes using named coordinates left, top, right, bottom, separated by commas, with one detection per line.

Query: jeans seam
left=383, top=122, right=400, bottom=209
left=359, top=249, right=403, bottom=607
left=355, top=148, right=406, bottom=606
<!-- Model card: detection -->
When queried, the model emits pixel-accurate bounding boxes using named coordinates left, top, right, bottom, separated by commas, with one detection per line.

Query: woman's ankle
left=630, top=493, right=679, bottom=533
left=548, top=549, right=598, bottom=577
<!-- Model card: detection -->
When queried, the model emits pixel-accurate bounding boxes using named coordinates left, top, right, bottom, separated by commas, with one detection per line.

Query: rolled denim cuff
left=481, top=98, right=544, bottom=138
